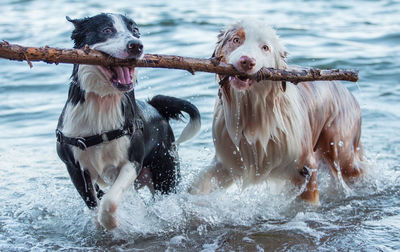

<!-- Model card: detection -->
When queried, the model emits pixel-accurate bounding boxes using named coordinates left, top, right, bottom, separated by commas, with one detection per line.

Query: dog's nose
left=127, top=40, right=143, bottom=57
left=239, top=56, right=256, bottom=71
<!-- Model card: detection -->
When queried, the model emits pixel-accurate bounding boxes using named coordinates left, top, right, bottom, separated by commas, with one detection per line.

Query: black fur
left=68, top=80, right=85, bottom=105
left=56, top=141, right=98, bottom=209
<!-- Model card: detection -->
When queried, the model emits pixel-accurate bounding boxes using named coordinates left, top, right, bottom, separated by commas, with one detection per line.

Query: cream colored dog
left=190, top=20, right=364, bottom=203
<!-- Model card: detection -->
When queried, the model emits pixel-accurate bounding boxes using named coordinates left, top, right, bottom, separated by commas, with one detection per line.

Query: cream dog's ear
left=212, top=27, right=237, bottom=59
left=211, top=29, right=225, bottom=58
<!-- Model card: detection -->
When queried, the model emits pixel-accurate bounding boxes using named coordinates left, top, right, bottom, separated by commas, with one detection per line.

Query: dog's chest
left=62, top=96, right=130, bottom=181
left=62, top=95, right=125, bottom=137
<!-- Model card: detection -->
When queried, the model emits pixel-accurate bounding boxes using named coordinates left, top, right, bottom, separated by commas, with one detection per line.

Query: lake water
left=0, top=0, right=400, bottom=251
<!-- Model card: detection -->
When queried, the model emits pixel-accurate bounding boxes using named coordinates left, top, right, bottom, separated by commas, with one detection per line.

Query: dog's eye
left=232, top=37, right=241, bottom=44
left=133, top=27, right=139, bottom=34
left=103, top=28, right=113, bottom=34
left=262, top=44, right=270, bottom=52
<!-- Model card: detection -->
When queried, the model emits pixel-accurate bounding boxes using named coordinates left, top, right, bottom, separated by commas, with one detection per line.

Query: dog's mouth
left=229, top=75, right=253, bottom=90
left=97, top=66, right=135, bottom=92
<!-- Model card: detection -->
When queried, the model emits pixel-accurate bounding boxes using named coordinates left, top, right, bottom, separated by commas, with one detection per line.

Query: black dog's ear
left=66, top=16, right=87, bottom=48
left=66, top=16, right=82, bottom=26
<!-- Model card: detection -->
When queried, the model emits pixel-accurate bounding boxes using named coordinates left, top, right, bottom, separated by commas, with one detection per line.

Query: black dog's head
left=67, top=13, right=143, bottom=94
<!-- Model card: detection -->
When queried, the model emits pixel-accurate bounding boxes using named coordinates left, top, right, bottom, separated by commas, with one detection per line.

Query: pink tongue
left=114, top=66, right=132, bottom=85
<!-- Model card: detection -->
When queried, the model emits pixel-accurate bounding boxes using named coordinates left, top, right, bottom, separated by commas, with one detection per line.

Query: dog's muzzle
left=127, top=40, right=143, bottom=59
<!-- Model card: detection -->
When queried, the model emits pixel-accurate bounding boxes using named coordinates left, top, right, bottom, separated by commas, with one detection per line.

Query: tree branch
left=0, top=41, right=358, bottom=83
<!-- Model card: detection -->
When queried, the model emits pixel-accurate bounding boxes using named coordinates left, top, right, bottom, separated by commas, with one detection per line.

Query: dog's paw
left=98, top=197, right=119, bottom=230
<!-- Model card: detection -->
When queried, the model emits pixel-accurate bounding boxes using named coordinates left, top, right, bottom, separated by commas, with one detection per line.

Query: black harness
left=56, top=93, right=143, bottom=151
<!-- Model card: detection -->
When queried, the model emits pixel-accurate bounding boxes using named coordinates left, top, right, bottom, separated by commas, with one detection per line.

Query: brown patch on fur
left=212, top=25, right=245, bottom=64
left=236, top=28, right=246, bottom=41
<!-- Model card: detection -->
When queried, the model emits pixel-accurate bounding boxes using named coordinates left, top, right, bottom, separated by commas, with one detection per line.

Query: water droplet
left=338, top=141, right=343, bottom=147
left=330, top=142, right=334, bottom=146
left=211, top=177, right=216, bottom=184
left=233, top=151, right=237, bottom=155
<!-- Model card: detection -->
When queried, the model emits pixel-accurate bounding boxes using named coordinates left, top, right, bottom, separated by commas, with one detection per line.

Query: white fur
left=98, top=161, right=138, bottom=229
left=77, top=65, right=120, bottom=97
left=174, top=116, right=201, bottom=145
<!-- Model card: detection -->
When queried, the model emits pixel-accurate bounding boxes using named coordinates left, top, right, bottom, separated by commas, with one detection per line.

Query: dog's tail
left=148, top=95, right=201, bottom=144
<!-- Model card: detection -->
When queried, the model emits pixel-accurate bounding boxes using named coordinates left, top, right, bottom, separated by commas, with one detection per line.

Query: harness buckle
left=76, top=137, right=87, bottom=150
left=101, top=132, right=109, bottom=143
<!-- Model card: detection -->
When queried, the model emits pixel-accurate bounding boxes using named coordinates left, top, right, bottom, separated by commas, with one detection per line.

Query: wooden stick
left=0, top=41, right=359, bottom=83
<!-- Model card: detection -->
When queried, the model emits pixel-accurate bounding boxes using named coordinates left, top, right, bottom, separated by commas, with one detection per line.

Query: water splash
left=333, top=161, right=353, bottom=196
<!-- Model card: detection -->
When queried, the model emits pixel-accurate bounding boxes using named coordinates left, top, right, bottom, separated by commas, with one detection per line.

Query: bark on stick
left=0, top=41, right=359, bottom=83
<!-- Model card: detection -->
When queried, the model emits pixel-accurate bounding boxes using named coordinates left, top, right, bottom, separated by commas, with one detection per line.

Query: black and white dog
left=56, top=13, right=200, bottom=230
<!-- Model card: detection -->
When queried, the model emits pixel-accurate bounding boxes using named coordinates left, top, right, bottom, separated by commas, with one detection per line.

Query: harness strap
left=56, top=121, right=138, bottom=150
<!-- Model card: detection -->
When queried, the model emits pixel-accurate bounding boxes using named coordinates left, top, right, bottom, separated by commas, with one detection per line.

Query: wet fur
left=190, top=20, right=364, bottom=203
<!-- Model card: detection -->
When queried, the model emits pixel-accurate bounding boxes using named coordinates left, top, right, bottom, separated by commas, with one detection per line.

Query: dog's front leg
left=98, top=161, right=139, bottom=230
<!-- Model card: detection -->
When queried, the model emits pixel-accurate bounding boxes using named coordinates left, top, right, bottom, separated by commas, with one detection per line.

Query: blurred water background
left=0, top=0, right=399, bottom=250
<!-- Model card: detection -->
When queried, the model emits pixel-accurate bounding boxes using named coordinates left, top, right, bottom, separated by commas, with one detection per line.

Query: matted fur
left=190, top=20, right=365, bottom=202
